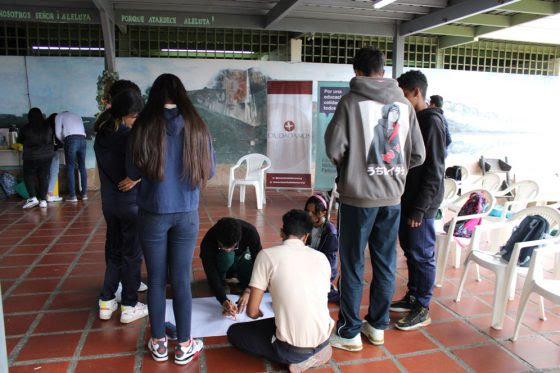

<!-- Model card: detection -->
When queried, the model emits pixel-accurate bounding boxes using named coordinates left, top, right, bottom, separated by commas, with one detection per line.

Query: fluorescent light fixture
left=32, top=46, right=104, bottom=51
left=161, top=48, right=254, bottom=54
left=373, top=0, right=397, bottom=9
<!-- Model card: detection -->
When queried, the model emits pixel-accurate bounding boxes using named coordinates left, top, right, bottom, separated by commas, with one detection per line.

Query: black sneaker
left=395, top=304, right=431, bottom=331
left=390, top=293, right=415, bottom=313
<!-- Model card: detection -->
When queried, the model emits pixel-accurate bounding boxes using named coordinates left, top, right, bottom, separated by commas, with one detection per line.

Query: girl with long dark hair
left=18, top=107, right=54, bottom=208
left=94, top=87, right=148, bottom=324
left=123, top=73, right=214, bottom=365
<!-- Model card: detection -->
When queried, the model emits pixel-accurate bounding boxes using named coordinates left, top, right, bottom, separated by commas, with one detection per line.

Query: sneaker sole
left=395, top=317, right=432, bottom=331
left=361, top=333, right=384, bottom=345
left=99, top=314, right=112, bottom=320
left=331, top=343, right=363, bottom=352
left=120, top=312, right=148, bottom=324
left=174, top=352, right=199, bottom=365
left=148, top=344, right=168, bottom=362
left=390, top=306, right=411, bottom=313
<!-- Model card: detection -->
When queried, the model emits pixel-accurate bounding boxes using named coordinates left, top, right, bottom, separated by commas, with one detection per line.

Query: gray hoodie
left=325, top=76, right=425, bottom=208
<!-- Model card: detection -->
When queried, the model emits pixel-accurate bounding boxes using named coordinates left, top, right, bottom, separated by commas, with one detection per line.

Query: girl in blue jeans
left=123, top=73, right=215, bottom=365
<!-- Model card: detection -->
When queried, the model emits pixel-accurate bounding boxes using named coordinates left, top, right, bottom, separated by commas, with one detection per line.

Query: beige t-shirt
left=249, top=238, right=334, bottom=348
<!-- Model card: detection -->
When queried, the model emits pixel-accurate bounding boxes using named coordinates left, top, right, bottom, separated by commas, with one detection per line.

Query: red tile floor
left=1, top=188, right=559, bottom=372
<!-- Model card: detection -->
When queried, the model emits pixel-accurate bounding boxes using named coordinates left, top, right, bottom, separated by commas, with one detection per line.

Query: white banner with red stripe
left=266, top=80, right=313, bottom=188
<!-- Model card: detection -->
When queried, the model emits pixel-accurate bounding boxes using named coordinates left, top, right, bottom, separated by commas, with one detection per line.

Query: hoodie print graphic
left=360, top=101, right=410, bottom=176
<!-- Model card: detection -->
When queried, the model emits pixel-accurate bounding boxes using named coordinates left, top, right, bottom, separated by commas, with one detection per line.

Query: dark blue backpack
left=499, top=215, right=550, bottom=267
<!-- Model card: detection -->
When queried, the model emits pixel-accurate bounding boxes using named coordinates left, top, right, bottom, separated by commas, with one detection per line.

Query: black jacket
left=94, top=124, right=137, bottom=203
left=200, top=219, right=262, bottom=304
left=401, top=107, right=446, bottom=220
left=18, top=123, right=54, bottom=161
left=305, top=221, right=338, bottom=282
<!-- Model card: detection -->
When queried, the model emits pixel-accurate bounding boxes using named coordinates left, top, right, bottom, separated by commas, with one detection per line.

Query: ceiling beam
left=421, top=25, right=475, bottom=37
left=458, top=14, right=511, bottom=27
left=399, top=0, right=521, bottom=36
left=265, top=0, right=301, bottom=28
left=501, top=0, right=559, bottom=16
left=438, top=36, right=477, bottom=49
left=92, top=0, right=113, bottom=23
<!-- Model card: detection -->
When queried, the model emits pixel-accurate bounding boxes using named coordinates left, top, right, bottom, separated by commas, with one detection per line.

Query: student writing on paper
left=227, top=210, right=334, bottom=372
left=200, top=217, right=262, bottom=318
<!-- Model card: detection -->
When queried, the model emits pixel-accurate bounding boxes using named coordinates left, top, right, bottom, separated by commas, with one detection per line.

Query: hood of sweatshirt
left=164, top=108, right=184, bottom=136
left=350, top=76, right=407, bottom=105
left=417, top=107, right=444, bottom=122
left=95, top=124, right=129, bottom=150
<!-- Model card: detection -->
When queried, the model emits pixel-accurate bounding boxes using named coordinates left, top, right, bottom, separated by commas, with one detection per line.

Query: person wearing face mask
left=200, top=217, right=262, bottom=318
left=304, top=193, right=339, bottom=303
left=94, top=87, right=148, bottom=324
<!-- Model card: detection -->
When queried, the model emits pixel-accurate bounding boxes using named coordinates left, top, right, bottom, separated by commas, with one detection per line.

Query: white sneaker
left=23, top=197, right=39, bottom=209
left=99, top=298, right=118, bottom=320
left=329, top=332, right=363, bottom=352
left=39, top=200, right=47, bottom=208
left=138, top=281, right=148, bottom=292
left=120, top=302, right=148, bottom=324
left=174, top=338, right=203, bottom=365
left=47, top=195, right=63, bottom=202
left=361, top=321, right=384, bottom=345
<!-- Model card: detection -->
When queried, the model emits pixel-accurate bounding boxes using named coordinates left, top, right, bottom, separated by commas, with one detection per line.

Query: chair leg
left=476, top=264, right=481, bottom=282
left=539, top=296, right=547, bottom=321
left=435, top=235, right=450, bottom=287
left=255, top=185, right=263, bottom=210
left=262, top=182, right=266, bottom=204
left=509, top=275, right=517, bottom=301
left=228, top=183, right=235, bottom=208
left=240, top=185, right=246, bottom=203
left=491, top=269, right=508, bottom=330
left=453, top=241, right=461, bottom=269
left=455, top=256, right=472, bottom=302
left=512, top=282, right=534, bottom=341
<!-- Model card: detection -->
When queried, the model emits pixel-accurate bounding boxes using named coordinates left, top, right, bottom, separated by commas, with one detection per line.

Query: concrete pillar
left=290, top=38, right=302, bottom=63
left=392, top=23, right=405, bottom=79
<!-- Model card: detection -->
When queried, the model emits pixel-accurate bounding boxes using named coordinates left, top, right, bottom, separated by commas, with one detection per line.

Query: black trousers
left=23, top=158, right=51, bottom=200
left=99, top=199, right=142, bottom=306
left=227, top=318, right=326, bottom=365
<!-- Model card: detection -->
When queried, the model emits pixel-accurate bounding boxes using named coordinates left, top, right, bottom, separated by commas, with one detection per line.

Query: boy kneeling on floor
left=227, top=209, right=334, bottom=372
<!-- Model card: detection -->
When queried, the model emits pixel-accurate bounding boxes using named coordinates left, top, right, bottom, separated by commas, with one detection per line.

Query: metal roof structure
left=1, top=0, right=559, bottom=75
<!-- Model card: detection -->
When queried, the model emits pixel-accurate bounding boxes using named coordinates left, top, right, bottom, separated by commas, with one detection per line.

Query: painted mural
left=0, top=56, right=559, bottom=193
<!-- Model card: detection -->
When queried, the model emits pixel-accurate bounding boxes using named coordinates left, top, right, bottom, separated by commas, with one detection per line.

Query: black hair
left=111, top=89, right=144, bottom=120
left=430, top=95, right=444, bottom=108
left=305, top=193, right=329, bottom=215
left=397, top=70, right=428, bottom=99
left=108, top=80, right=141, bottom=103
left=215, top=218, right=242, bottom=247
left=352, top=47, right=385, bottom=76
left=282, top=209, right=313, bottom=238
left=27, top=107, right=44, bottom=129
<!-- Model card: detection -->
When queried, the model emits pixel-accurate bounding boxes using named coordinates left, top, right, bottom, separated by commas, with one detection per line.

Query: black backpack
left=445, top=166, right=462, bottom=181
left=499, top=215, right=550, bottom=267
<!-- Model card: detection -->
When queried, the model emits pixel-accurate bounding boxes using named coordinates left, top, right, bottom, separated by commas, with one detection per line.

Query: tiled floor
left=1, top=188, right=559, bottom=372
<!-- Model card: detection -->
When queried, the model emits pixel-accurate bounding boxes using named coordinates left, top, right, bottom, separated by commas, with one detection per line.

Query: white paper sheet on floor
left=164, top=294, right=275, bottom=338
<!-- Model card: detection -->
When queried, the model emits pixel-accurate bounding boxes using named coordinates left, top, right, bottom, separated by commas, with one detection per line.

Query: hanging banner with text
left=314, top=81, right=349, bottom=190
left=0, top=6, right=99, bottom=23
left=266, top=81, right=313, bottom=189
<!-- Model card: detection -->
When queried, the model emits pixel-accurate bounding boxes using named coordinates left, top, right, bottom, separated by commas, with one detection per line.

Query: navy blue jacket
left=306, top=221, right=338, bottom=282
left=94, top=124, right=137, bottom=203
left=128, top=108, right=215, bottom=214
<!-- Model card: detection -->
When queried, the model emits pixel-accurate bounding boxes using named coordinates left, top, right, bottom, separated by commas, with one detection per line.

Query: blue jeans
left=64, top=136, right=87, bottom=197
left=100, top=200, right=142, bottom=307
left=398, top=216, right=436, bottom=308
left=337, top=203, right=401, bottom=338
left=138, top=209, right=198, bottom=343
left=48, top=150, right=60, bottom=193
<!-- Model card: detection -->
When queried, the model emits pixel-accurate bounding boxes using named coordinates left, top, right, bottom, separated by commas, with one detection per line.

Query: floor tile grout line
left=10, top=351, right=138, bottom=366
left=419, top=326, right=476, bottom=373
left=8, top=209, right=102, bottom=365
left=0, top=204, right=28, bottom=236
left=133, top=316, right=148, bottom=372
left=66, top=309, right=97, bottom=372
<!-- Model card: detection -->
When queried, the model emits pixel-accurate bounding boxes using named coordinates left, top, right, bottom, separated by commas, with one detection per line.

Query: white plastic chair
left=455, top=206, right=560, bottom=330
left=457, top=166, right=470, bottom=186
left=442, top=178, right=459, bottom=208
left=471, top=173, right=502, bottom=193
left=327, top=182, right=339, bottom=219
left=492, top=180, right=539, bottom=219
left=227, top=154, right=271, bottom=210
left=434, top=189, right=496, bottom=287
left=512, top=243, right=560, bottom=341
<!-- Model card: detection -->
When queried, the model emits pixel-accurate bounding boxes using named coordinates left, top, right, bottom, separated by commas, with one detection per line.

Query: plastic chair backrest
left=479, top=173, right=501, bottom=192
left=459, top=166, right=469, bottom=182
left=443, top=178, right=458, bottom=201
left=511, top=180, right=539, bottom=202
left=509, top=205, right=560, bottom=231
left=237, top=154, right=271, bottom=179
